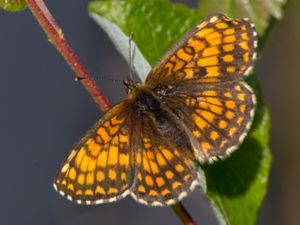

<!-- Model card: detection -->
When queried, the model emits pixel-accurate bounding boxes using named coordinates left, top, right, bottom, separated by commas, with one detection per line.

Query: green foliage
left=0, top=0, right=26, bottom=12
left=89, top=0, right=199, bottom=66
left=88, top=0, right=286, bottom=224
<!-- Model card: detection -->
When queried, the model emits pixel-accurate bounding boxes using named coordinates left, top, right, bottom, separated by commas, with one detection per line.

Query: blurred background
left=0, top=0, right=299, bottom=224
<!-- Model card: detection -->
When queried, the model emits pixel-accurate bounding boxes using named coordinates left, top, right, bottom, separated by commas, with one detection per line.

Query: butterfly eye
left=123, top=79, right=137, bottom=94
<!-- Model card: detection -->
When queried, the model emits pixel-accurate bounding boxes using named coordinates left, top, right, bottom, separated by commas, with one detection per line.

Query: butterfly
left=53, top=13, right=257, bottom=206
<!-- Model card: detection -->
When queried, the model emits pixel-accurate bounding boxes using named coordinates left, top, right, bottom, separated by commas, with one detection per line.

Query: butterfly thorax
left=134, top=88, right=160, bottom=114
left=124, top=81, right=166, bottom=113
left=123, top=79, right=155, bottom=110
left=127, top=82, right=195, bottom=159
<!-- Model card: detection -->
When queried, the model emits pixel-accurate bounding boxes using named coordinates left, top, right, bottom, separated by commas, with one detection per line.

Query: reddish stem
left=172, top=202, right=198, bottom=225
left=25, top=1, right=195, bottom=224
left=25, top=0, right=110, bottom=112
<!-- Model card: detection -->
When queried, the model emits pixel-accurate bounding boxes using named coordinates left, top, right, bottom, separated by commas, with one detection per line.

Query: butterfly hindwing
left=54, top=101, right=135, bottom=204
left=131, top=115, right=199, bottom=206
left=164, top=81, right=256, bottom=162
left=146, top=13, right=257, bottom=87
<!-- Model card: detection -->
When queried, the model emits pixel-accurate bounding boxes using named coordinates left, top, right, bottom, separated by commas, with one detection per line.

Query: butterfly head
left=123, top=79, right=138, bottom=94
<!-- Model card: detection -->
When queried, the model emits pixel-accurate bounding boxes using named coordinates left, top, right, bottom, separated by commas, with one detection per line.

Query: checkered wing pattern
left=165, top=82, right=256, bottom=162
left=53, top=13, right=258, bottom=206
left=131, top=116, right=199, bottom=206
left=146, top=13, right=257, bottom=87
left=145, top=13, right=258, bottom=163
left=54, top=101, right=135, bottom=204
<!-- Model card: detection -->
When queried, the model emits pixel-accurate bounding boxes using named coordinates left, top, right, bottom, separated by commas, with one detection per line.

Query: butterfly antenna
left=75, top=75, right=122, bottom=83
left=128, top=32, right=134, bottom=81
left=96, top=76, right=122, bottom=83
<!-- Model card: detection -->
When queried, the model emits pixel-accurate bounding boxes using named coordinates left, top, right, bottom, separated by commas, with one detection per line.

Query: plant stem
left=25, top=0, right=110, bottom=112
left=25, top=1, right=196, bottom=224
left=171, top=202, right=197, bottom=225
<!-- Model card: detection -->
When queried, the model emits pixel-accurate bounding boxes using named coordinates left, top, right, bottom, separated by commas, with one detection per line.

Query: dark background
left=0, top=0, right=299, bottom=225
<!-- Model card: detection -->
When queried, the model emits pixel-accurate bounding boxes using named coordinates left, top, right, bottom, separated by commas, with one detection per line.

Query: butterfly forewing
left=146, top=14, right=257, bottom=87
left=54, top=101, right=135, bottom=204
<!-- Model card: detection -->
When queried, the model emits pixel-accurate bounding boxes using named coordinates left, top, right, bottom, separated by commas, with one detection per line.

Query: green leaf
left=0, top=0, right=26, bottom=12
left=198, top=0, right=287, bottom=35
left=89, top=0, right=202, bottom=67
left=88, top=0, right=281, bottom=224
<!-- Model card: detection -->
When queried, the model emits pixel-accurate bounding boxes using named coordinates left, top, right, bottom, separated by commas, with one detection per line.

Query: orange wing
left=53, top=101, right=135, bottom=204
left=164, top=81, right=256, bottom=162
left=131, top=115, right=199, bottom=206
left=145, top=13, right=257, bottom=87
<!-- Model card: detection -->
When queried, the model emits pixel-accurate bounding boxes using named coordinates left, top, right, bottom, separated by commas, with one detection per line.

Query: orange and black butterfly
left=54, top=14, right=257, bottom=206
